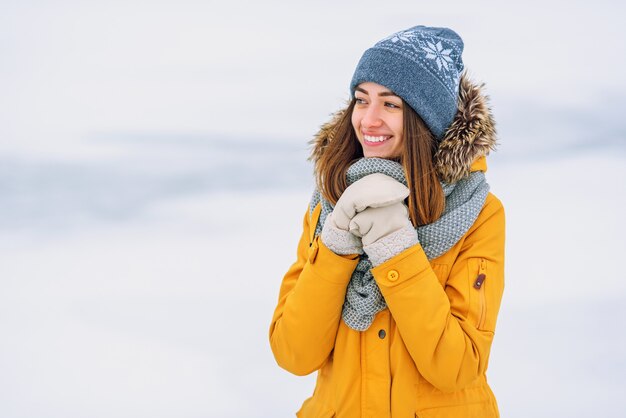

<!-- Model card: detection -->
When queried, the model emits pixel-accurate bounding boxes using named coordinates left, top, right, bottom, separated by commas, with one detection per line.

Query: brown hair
left=313, top=98, right=445, bottom=226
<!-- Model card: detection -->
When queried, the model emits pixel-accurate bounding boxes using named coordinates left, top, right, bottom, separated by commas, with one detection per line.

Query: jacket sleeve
left=371, top=193, right=506, bottom=392
left=269, top=206, right=360, bottom=376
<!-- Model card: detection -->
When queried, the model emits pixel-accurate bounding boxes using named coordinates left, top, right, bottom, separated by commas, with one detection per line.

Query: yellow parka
left=270, top=75, right=505, bottom=418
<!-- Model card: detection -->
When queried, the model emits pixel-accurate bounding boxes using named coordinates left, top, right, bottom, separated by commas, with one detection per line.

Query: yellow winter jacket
left=270, top=75, right=505, bottom=417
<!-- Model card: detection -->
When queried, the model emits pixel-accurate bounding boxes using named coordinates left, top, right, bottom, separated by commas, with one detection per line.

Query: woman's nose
left=362, top=105, right=383, bottom=129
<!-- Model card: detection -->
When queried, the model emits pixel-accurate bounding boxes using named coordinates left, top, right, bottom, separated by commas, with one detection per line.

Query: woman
left=269, top=25, right=505, bottom=418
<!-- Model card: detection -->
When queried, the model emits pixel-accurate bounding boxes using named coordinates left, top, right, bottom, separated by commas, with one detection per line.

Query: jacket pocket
left=467, top=258, right=488, bottom=331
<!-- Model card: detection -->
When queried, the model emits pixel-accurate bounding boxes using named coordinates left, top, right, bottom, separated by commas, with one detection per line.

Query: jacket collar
left=309, top=73, right=497, bottom=183
left=470, top=156, right=487, bottom=173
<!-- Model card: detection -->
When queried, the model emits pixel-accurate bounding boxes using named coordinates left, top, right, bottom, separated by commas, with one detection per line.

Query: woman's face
left=351, top=82, right=404, bottom=159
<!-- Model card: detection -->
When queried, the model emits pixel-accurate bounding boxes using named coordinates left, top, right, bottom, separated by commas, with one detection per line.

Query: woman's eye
left=355, top=98, right=367, bottom=104
left=385, top=102, right=401, bottom=109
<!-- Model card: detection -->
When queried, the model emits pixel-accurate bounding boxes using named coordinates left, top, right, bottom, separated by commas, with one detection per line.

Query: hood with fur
left=309, top=73, right=497, bottom=184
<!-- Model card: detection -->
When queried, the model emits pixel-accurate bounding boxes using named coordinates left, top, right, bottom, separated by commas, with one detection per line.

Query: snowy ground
left=0, top=141, right=625, bottom=417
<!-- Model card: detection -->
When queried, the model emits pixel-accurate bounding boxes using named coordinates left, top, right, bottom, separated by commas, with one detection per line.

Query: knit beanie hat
left=350, top=25, right=465, bottom=140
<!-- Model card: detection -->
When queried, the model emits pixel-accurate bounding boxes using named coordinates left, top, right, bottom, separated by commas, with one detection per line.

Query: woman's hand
left=348, top=202, right=411, bottom=246
left=321, top=173, right=409, bottom=256
left=332, top=173, right=409, bottom=230
left=349, top=202, right=419, bottom=266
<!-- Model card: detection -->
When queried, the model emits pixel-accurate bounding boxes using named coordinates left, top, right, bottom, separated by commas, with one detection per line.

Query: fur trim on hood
left=308, top=72, right=497, bottom=184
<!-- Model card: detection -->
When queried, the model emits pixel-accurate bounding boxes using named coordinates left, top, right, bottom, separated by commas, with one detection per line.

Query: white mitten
left=332, top=173, right=409, bottom=231
left=321, top=212, right=363, bottom=255
left=349, top=202, right=419, bottom=266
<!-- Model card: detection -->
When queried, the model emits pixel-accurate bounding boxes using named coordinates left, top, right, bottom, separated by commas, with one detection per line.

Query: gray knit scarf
left=309, top=157, right=489, bottom=331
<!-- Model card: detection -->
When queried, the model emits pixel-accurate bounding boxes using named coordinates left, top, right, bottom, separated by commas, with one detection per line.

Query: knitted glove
left=349, top=202, right=419, bottom=266
left=321, top=173, right=408, bottom=256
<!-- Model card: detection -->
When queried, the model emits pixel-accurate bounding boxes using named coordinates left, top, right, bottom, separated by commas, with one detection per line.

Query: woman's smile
left=362, top=134, right=392, bottom=144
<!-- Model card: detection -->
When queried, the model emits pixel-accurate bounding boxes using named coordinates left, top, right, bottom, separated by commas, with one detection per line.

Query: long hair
left=313, top=98, right=445, bottom=226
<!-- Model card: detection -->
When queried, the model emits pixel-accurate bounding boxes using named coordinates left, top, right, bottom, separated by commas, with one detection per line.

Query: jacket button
left=387, top=270, right=399, bottom=281
left=308, top=241, right=319, bottom=264
left=378, top=329, right=386, bottom=339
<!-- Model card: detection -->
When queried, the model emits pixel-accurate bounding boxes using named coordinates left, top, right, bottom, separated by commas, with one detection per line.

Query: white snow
left=1, top=146, right=624, bottom=417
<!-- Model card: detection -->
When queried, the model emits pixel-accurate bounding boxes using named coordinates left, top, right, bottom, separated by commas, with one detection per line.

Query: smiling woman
left=269, top=25, right=504, bottom=418
left=352, top=83, right=405, bottom=159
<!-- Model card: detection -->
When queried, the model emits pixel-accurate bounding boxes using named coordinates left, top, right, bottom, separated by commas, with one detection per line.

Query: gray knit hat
left=350, top=25, right=465, bottom=140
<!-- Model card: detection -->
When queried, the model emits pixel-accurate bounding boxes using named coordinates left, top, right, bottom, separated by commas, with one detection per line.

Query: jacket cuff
left=364, top=222, right=419, bottom=266
left=370, top=243, right=432, bottom=292
left=305, top=237, right=360, bottom=285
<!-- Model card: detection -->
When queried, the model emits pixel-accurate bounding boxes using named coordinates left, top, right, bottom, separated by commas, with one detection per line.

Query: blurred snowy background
left=1, top=0, right=625, bottom=417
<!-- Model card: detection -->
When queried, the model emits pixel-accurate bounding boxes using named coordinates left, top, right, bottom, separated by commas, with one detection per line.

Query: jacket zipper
left=474, top=258, right=487, bottom=329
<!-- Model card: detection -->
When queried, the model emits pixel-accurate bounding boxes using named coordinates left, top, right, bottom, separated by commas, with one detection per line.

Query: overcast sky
left=1, top=0, right=624, bottom=158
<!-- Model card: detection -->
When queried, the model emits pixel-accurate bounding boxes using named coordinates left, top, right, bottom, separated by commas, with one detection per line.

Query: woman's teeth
left=364, top=135, right=390, bottom=143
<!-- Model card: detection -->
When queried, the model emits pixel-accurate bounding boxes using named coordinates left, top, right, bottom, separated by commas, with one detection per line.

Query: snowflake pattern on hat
left=376, top=28, right=463, bottom=97
left=421, top=40, right=454, bottom=71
